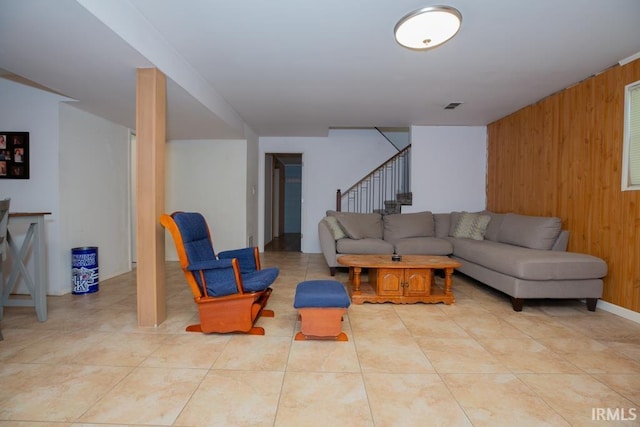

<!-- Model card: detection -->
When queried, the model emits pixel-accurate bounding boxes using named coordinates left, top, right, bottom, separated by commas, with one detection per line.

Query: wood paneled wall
left=487, top=59, right=640, bottom=313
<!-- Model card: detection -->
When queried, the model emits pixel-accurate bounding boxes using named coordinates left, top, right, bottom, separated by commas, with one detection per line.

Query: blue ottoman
left=293, top=280, right=351, bottom=341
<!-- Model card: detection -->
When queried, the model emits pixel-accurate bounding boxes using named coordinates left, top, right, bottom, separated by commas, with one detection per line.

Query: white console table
left=1, top=212, right=50, bottom=322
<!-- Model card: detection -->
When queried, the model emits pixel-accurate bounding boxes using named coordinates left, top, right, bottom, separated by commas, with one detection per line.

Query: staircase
left=336, top=143, right=412, bottom=214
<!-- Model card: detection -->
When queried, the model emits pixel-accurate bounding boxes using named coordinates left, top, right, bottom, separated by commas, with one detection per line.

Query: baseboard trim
left=596, top=299, right=640, bottom=324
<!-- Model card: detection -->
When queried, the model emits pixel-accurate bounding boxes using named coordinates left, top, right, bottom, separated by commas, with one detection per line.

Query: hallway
left=265, top=233, right=301, bottom=252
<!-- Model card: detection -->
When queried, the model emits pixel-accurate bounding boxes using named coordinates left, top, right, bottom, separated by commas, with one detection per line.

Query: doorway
left=264, top=153, right=302, bottom=252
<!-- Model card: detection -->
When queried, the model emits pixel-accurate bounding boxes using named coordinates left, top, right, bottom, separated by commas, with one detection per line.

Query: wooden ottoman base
left=295, top=307, right=348, bottom=341
left=294, top=280, right=350, bottom=341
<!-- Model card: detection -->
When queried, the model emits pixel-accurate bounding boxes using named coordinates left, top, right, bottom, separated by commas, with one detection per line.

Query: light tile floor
left=1, top=252, right=639, bottom=426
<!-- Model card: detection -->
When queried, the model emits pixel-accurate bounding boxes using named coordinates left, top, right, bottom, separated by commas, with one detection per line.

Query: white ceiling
left=1, top=0, right=639, bottom=140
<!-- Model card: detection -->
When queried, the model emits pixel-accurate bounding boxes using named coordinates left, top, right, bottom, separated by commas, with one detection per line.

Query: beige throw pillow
left=452, top=212, right=491, bottom=240
left=323, top=216, right=347, bottom=240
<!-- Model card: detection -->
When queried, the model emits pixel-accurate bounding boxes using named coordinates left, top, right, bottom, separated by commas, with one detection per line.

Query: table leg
left=444, top=267, right=454, bottom=296
left=4, top=219, right=47, bottom=322
left=34, top=216, right=46, bottom=322
left=351, top=267, right=362, bottom=294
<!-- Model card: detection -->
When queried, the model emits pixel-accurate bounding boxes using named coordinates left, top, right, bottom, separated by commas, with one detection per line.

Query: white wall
left=264, top=154, right=274, bottom=243
left=0, top=79, right=132, bottom=296
left=0, top=79, right=65, bottom=295
left=406, top=126, right=487, bottom=214
left=59, top=103, right=132, bottom=293
left=259, top=129, right=398, bottom=253
left=164, top=139, right=247, bottom=260
left=244, top=125, right=259, bottom=247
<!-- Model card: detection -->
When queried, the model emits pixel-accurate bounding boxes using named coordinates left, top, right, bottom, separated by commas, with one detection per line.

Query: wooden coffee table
left=337, top=254, right=461, bottom=305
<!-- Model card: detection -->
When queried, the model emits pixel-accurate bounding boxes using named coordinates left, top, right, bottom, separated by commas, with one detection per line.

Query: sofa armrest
left=318, top=219, right=339, bottom=267
left=551, top=230, right=569, bottom=251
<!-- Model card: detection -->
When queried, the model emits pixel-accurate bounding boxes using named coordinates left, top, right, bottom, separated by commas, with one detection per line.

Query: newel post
left=336, top=189, right=342, bottom=212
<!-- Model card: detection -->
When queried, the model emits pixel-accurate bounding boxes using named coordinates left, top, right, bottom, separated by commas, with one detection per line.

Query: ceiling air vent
left=444, top=102, right=463, bottom=110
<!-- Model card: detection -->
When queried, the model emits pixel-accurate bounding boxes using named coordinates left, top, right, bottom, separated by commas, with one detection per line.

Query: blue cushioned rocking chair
left=161, top=211, right=278, bottom=335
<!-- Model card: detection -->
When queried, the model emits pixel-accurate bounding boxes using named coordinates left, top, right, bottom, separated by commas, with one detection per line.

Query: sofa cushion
left=328, top=211, right=383, bottom=240
left=322, top=216, right=347, bottom=240
left=393, top=237, right=453, bottom=255
left=497, top=213, right=562, bottom=250
left=336, top=238, right=394, bottom=254
left=452, top=239, right=607, bottom=280
left=482, top=211, right=504, bottom=242
left=451, top=212, right=491, bottom=240
left=434, top=213, right=450, bottom=238
left=383, top=211, right=434, bottom=241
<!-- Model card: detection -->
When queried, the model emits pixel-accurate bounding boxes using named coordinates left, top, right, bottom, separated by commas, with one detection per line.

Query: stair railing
left=336, top=145, right=411, bottom=213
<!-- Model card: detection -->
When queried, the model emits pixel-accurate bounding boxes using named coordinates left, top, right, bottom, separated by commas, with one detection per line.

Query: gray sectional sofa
left=318, top=210, right=607, bottom=311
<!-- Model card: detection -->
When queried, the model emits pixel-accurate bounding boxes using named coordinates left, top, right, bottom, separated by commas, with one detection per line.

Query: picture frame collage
left=0, top=132, right=29, bottom=179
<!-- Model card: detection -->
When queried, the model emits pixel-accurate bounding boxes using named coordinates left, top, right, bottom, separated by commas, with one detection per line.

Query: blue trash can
left=72, top=246, right=99, bottom=294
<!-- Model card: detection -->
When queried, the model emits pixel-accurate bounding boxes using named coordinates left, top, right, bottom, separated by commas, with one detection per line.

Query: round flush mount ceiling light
left=394, top=5, right=462, bottom=50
